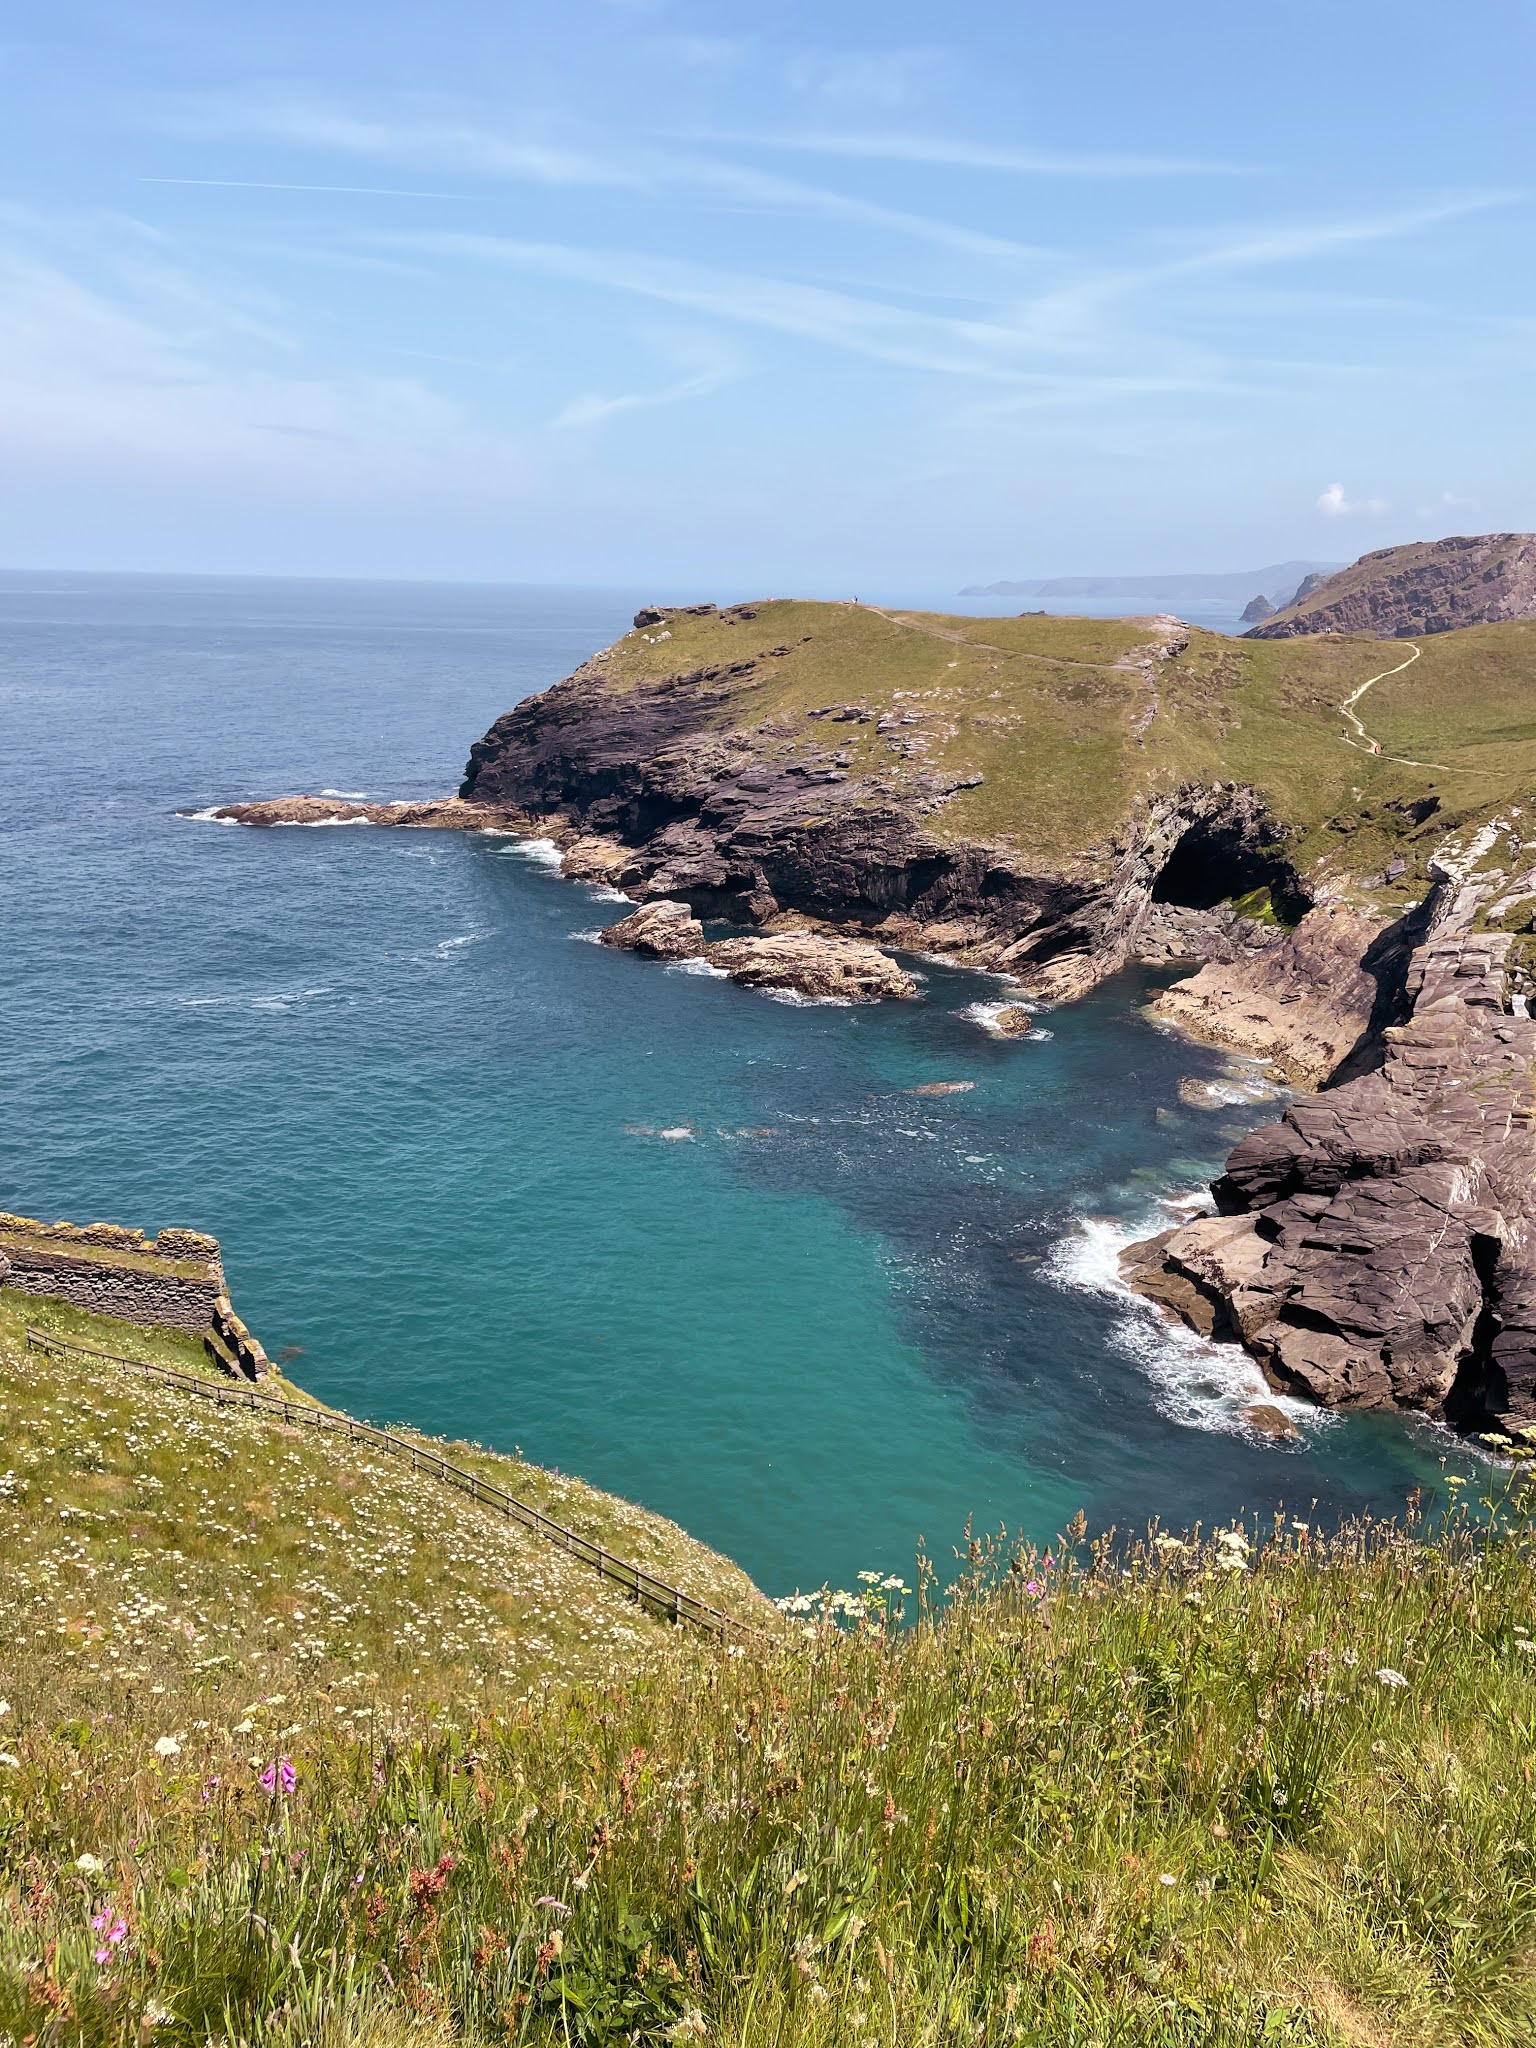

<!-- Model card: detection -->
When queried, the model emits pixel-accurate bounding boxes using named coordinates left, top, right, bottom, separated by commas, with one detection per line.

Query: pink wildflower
left=94, top=1948, right=110, bottom=1965
left=259, top=1755, right=297, bottom=1794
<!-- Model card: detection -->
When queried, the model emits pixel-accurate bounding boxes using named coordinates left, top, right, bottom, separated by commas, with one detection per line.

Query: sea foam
left=1045, top=1207, right=1318, bottom=1441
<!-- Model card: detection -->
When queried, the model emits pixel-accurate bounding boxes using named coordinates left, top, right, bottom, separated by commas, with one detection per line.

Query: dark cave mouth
left=1151, top=819, right=1310, bottom=923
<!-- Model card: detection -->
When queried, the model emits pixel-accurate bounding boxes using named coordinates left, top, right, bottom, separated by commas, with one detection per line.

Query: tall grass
left=4, top=1475, right=1536, bottom=2046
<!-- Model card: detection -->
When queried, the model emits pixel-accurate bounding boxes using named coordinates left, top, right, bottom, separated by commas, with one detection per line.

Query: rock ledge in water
left=706, top=931, right=917, bottom=1003
left=599, top=900, right=706, bottom=960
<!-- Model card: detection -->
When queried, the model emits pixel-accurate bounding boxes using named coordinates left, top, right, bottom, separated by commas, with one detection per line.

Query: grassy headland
left=2, top=1298, right=1535, bottom=2044
left=593, top=604, right=1536, bottom=901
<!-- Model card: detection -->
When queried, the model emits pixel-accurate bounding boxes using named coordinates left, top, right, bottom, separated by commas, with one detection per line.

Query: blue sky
left=1, top=0, right=1531, bottom=590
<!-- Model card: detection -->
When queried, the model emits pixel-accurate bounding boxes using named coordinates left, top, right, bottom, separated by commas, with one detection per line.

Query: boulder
left=704, top=932, right=917, bottom=1003
left=600, top=899, right=706, bottom=961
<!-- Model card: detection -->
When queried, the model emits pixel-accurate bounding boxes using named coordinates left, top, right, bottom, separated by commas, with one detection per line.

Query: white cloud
left=1317, top=482, right=1387, bottom=516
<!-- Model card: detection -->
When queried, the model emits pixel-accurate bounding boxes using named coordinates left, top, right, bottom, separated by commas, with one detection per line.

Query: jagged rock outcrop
left=1249, top=533, right=1536, bottom=640
left=1124, top=884, right=1536, bottom=1431
left=598, top=901, right=917, bottom=1001
left=1240, top=594, right=1276, bottom=624
left=705, top=932, right=918, bottom=1003
left=600, top=900, right=705, bottom=960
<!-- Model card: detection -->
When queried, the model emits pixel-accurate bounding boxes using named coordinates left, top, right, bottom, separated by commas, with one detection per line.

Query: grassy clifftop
left=4, top=1296, right=1536, bottom=2044
left=593, top=602, right=1536, bottom=888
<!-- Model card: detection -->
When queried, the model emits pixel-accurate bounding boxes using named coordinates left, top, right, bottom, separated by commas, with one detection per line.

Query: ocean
left=0, top=572, right=1465, bottom=1595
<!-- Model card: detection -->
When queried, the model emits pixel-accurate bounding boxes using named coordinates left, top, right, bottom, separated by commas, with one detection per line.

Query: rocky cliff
left=1124, top=844, right=1536, bottom=1436
left=1248, top=533, right=1536, bottom=640
left=450, top=601, right=1327, bottom=1002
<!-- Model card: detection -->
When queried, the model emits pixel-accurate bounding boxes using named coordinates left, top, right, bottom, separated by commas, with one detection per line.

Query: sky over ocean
left=0, top=0, right=1530, bottom=589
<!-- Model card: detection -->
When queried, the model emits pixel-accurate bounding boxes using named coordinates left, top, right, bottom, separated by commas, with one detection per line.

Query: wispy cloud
left=1317, top=482, right=1386, bottom=516
left=781, top=46, right=951, bottom=109
left=385, top=230, right=1230, bottom=401
left=140, top=176, right=465, bottom=201
left=671, top=131, right=1252, bottom=177
left=551, top=369, right=729, bottom=429
left=160, top=99, right=1051, bottom=263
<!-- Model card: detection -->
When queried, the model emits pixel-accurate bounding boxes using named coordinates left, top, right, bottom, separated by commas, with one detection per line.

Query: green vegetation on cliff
left=598, top=603, right=1536, bottom=890
left=4, top=1299, right=1536, bottom=2045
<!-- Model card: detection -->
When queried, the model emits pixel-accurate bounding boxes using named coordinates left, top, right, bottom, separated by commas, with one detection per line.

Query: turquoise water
left=1, top=573, right=1460, bottom=1594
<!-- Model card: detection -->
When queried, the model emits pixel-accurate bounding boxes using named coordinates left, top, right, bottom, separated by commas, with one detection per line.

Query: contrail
left=139, top=177, right=462, bottom=200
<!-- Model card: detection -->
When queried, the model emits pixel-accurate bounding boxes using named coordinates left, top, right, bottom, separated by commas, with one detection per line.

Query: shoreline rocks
left=599, top=901, right=918, bottom=1002
left=1123, top=888, right=1536, bottom=1433
left=599, top=900, right=706, bottom=960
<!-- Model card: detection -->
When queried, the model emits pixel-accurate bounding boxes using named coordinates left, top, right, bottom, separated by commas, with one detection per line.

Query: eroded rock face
left=1124, top=900, right=1536, bottom=1429
left=456, top=647, right=1305, bottom=998
left=1151, top=901, right=1409, bottom=1087
left=704, top=932, right=918, bottom=1003
left=1249, top=533, right=1536, bottom=639
left=599, top=900, right=706, bottom=960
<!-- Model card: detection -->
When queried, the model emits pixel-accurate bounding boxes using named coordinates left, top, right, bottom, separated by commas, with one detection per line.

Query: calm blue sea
left=0, top=573, right=1462, bottom=1595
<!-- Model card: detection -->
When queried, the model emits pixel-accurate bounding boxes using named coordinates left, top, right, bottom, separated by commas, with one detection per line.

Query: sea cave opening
left=1151, top=816, right=1309, bottom=923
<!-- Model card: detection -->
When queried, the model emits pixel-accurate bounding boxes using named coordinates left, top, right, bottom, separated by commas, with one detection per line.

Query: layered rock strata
left=1249, top=532, right=1536, bottom=640
left=1124, top=895, right=1536, bottom=1431
left=452, top=629, right=1303, bottom=1001
left=1150, top=900, right=1409, bottom=1088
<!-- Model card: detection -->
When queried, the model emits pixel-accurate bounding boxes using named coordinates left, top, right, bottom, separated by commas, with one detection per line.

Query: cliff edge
left=1248, top=532, right=1536, bottom=640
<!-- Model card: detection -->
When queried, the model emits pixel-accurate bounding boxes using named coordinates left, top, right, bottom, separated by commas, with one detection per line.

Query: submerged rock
left=599, top=900, right=706, bottom=960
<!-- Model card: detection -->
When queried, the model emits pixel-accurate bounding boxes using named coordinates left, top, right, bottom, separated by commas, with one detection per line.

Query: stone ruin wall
left=0, top=1213, right=227, bottom=1338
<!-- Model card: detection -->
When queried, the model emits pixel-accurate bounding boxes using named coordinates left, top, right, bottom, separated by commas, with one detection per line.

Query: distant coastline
left=959, top=560, right=1342, bottom=605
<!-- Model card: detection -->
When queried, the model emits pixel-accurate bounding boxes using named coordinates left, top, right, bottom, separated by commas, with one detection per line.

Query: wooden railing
left=24, top=1326, right=763, bottom=1643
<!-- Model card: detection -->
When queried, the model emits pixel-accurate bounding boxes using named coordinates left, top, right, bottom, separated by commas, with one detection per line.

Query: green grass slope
left=4, top=1298, right=1536, bottom=2044
left=599, top=604, right=1536, bottom=891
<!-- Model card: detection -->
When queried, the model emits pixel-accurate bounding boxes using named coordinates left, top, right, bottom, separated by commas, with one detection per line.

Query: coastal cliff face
left=1125, top=852, right=1536, bottom=1435
left=455, top=602, right=1311, bottom=999
left=1249, top=532, right=1536, bottom=640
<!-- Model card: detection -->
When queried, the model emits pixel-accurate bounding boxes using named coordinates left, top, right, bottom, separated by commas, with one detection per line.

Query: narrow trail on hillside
left=859, top=604, right=1115, bottom=673
left=1337, top=644, right=1448, bottom=771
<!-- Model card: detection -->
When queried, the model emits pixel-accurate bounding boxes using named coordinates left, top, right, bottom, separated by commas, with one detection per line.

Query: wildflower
left=1375, top=1668, right=1409, bottom=1689
left=1158, top=1872, right=1178, bottom=1887
left=1518, top=1641, right=1536, bottom=1656
left=258, top=1755, right=297, bottom=1794
left=666, top=2010, right=708, bottom=2040
left=534, top=1896, right=572, bottom=1916
left=0, top=1753, right=18, bottom=1769
left=0, top=1701, right=9, bottom=1715
left=74, top=1853, right=104, bottom=1874
left=857, top=1571, right=881, bottom=1584
left=880, top=1577, right=907, bottom=1592
left=153, top=1736, right=181, bottom=1759
left=1153, top=1535, right=1185, bottom=1553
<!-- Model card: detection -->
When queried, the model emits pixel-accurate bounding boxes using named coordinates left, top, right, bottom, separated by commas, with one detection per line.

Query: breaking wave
left=1044, top=1206, right=1319, bottom=1442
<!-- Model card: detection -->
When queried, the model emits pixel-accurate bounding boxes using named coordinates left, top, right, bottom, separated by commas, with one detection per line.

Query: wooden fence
left=24, top=1325, right=762, bottom=1643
